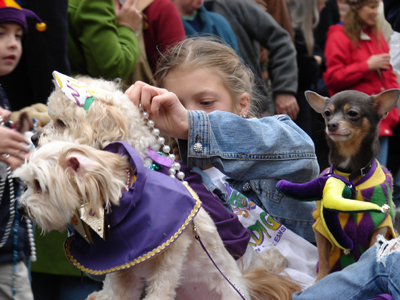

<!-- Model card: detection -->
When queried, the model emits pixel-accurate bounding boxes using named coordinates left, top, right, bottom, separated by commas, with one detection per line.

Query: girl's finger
left=125, top=81, right=147, bottom=106
left=140, top=86, right=168, bottom=118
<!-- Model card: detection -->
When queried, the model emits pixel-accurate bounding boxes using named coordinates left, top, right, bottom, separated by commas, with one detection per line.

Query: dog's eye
left=323, top=110, right=331, bottom=118
left=57, top=119, right=66, bottom=127
left=347, top=110, right=359, bottom=119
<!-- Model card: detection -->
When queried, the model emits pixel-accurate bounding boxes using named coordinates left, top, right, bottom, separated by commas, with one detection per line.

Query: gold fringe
left=64, top=181, right=202, bottom=275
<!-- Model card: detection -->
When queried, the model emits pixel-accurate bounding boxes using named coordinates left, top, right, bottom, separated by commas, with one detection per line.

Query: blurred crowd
left=1, top=0, right=400, bottom=299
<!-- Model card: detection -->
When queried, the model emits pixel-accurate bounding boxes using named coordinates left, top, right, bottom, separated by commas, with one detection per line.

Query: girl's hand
left=116, top=0, right=142, bottom=33
left=125, top=81, right=189, bottom=140
left=0, top=107, right=11, bottom=124
left=0, top=126, right=29, bottom=163
left=367, top=54, right=391, bottom=70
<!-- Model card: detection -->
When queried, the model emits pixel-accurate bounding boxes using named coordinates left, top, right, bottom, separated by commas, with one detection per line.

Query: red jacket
left=323, top=24, right=399, bottom=136
left=143, top=0, right=186, bottom=73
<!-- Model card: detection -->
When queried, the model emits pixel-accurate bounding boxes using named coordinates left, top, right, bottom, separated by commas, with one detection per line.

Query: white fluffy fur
left=17, top=142, right=250, bottom=300
left=39, top=77, right=158, bottom=158
left=15, top=142, right=127, bottom=232
left=30, top=76, right=300, bottom=300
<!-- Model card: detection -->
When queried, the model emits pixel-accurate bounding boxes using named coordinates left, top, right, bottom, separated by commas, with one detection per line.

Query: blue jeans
left=292, top=236, right=400, bottom=299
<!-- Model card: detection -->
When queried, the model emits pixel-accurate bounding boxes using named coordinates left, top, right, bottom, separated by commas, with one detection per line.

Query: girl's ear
left=238, top=93, right=250, bottom=116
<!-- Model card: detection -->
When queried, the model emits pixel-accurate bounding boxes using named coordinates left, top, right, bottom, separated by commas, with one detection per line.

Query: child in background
left=0, top=1, right=45, bottom=299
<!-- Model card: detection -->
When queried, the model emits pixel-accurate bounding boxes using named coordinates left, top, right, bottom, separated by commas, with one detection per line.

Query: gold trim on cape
left=64, top=182, right=201, bottom=275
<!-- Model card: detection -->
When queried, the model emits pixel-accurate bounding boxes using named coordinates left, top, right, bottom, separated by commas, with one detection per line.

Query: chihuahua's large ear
left=304, top=91, right=329, bottom=114
left=373, top=89, right=400, bottom=118
left=62, top=152, right=99, bottom=176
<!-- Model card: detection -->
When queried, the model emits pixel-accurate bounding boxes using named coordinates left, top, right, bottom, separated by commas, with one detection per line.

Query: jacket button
left=242, top=182, right=252, bottom=192
left=193, top=142, right=203, bottom=153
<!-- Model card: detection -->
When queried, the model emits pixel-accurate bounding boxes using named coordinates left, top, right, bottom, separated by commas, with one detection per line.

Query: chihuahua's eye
left=323, top=110, right=331, bottom=118
left=347, top=110, right=360, bottom=119
left=57, top=119, right=66, bottom=127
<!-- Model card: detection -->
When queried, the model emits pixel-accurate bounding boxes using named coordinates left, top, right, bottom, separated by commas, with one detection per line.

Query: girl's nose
left=7, top=36, right=19, bottom=49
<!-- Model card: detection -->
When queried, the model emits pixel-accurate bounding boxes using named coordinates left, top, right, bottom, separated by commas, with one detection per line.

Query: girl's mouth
left=3, top=55, right=16, bottom=62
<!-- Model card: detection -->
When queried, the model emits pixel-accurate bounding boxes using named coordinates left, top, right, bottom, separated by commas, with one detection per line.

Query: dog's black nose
left=17, top=204, right=27, bottom=216
left=328, top=122, right=338, bottom=132
left=31, top=134, right=39, bottom=147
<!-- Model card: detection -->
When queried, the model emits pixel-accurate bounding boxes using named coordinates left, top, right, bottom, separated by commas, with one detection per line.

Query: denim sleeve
left=178, top=110, right=319, bottom=183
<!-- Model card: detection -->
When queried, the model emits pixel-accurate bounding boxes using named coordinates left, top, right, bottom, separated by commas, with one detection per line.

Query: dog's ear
left=304, top=91, right=329, bottom=114
left=373, top=89, right=400, bottom=118
left=63, top=152, right=99, bottom=176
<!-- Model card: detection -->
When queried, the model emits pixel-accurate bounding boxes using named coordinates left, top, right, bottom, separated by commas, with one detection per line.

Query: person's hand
left=5, top=155, right=25, bottom=171
left=274, top=94, right=299, bottom=120
left=125, top=81, right=189, bottom=139
left=367, top=54, right=391, bottom=70
left=0, top=107, right=11, bottom=124
left=0, top=126, right=29, bottom=164
left=116, top=0, right=142, bottom=33
left=314, top=55, right=323, bottom=66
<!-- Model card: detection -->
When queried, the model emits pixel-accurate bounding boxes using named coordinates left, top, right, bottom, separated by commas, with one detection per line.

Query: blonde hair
left=344, top=1, right=380, bottom=46
left=155, top=37, right=260, bottom=118
left=286, top=0, right=321, bottom=56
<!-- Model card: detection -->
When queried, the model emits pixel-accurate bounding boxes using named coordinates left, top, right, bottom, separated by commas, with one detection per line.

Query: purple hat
left=0, top=0, right=46, bottom=33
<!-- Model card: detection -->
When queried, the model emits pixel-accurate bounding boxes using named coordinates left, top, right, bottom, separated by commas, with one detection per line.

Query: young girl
left=323, top=0, right=399, bottom=167
left=126, top=38, right=320, bottom=244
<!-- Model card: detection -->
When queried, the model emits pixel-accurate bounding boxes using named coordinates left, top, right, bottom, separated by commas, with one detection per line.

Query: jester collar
left=64, top=141, right=201, bottom=275
left=276, top=159, right=394, bottom=252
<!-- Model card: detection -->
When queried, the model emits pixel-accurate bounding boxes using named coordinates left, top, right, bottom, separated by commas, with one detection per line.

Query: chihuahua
left=305, top=89, right=400, bottom=281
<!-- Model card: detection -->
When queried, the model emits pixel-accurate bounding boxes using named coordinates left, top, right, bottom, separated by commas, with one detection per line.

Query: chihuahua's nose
left=328, top=122, right=339, bottom=132
left=31, top=134, right=39, bottom=147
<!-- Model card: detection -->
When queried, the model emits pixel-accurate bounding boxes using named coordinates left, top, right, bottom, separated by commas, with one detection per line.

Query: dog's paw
left=261, top=247, right=288, bottom=270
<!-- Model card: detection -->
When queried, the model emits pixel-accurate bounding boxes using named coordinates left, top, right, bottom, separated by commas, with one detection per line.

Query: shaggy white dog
left=16, top=142, right=250, bottom=300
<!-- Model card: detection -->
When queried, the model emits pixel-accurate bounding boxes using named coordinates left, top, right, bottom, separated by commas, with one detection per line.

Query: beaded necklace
left=139, top=104, right=187, bottom=184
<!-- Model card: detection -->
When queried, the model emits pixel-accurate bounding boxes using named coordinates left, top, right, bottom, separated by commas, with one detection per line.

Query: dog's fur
left=29, top=76, right=301, bottom=299
left=305, top=88, right=400, bottom=282
left=35, top=77, right=158, bottom=158
left=16, top=142, right=251, bottom=300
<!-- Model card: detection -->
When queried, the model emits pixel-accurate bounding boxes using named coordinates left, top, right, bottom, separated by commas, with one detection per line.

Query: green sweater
left=31, top=229, right=81, bottom=276
left=68, top=0, right=140, bottom=80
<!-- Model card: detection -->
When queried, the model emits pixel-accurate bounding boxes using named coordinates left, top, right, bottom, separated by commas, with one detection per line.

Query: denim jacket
left=178, top=111, right=320, bottom=242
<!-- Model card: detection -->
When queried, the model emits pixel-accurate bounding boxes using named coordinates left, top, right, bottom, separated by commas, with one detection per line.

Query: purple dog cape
left=64, top=141, right=202, bottom=275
